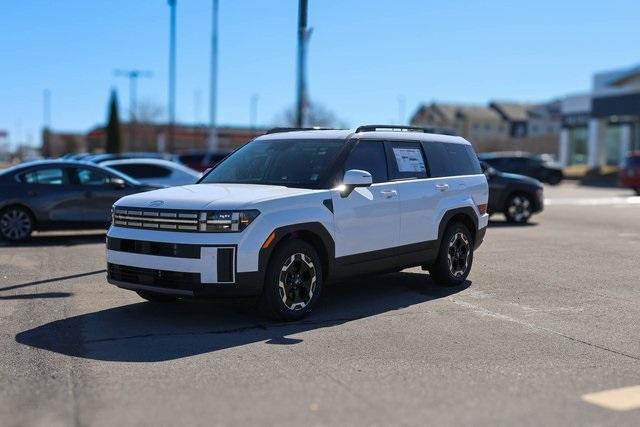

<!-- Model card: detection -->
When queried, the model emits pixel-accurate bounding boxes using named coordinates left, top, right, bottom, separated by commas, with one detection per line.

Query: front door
left=331, top=140, right=399, bottom=258
left=72, top=167, right=131, bottom=223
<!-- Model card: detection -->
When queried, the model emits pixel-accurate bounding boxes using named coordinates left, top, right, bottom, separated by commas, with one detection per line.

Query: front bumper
left=105, top=228, right=265, bottom=297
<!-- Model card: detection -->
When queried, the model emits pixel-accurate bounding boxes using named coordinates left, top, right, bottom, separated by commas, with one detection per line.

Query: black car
left=0, top=160, right=156, bottom=241
left=478, top=152, right=563, bottom=185
left=481, top=162, right=544, bottom=223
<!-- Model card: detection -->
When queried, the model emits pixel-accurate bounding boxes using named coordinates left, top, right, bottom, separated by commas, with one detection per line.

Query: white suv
left=106, top=125, right=489, bottom=320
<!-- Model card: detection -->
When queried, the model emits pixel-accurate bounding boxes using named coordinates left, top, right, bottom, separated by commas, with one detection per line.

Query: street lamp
left=168, top=0, right=177, bottom=153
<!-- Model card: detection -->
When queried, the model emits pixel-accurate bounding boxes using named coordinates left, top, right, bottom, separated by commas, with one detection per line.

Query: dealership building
left=559, top=63, right=640, bottom=167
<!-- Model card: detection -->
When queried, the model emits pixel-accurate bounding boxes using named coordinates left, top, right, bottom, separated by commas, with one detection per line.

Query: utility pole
left=208, top=0, right=219, bottom=152
left=42, top=89, right=51, bottom=157
left=168, top=0, right=177, bottom=153
left=295, top=0, right=310, bottom=128
left=114, top=69, right=152, bottom=148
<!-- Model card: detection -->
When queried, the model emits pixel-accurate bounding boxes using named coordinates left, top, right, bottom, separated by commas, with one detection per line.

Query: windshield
left=199, top=139, right=344, bottom=188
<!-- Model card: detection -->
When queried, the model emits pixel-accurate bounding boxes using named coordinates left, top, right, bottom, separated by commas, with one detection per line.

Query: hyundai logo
left=149, top=200, right=164, bottom=207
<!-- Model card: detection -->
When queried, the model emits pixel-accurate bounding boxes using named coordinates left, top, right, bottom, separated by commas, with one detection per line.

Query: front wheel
left=504, top=194, right=533, bottom=223
left=429, top=223, right=474, bottom=287
left=258, top=239, right=323, bottom=321
left=0, top=206, right=34, bottom=242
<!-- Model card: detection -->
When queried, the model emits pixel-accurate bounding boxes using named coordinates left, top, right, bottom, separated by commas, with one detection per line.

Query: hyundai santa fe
left=106, top=125, right=489, bottom=320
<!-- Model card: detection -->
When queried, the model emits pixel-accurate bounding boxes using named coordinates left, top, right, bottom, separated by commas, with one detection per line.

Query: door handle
left=380, top=189, right=398, bottom=199
left=27, top=190, right=39, bottom=197
left=435, top=184, right=449, bottom=191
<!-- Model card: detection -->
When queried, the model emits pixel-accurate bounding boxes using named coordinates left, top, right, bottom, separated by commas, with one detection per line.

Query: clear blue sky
left=1, top=0, right=639, bottom=147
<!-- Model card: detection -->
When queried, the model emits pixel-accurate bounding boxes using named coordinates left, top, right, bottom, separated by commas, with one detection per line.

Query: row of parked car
left=0, top=147, right=554, bottom=242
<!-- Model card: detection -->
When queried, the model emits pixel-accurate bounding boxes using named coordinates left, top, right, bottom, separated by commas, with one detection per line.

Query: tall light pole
left=114, top=69, right=152, bottom=148
left=168, top=0, right=177, bottom=153
left=208, top=0, right=219, bottom=151
left=295, top=0, right=309, bottom=128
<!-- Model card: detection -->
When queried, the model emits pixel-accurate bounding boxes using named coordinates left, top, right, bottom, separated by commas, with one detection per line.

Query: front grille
left=108, top=263, right=200, bottom=291
left=107, top=237, right=200, bottom=259
left=113, top=207, right=201, bottom=231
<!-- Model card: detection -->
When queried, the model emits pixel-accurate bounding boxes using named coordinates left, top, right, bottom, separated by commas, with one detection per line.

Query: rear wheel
left=635, top=188, right=640, bottom=196
left=0, top=206, right=34, bottom=242
left=258, top=239, right=323, bottom=321
left=504, top=193, right=532, bottom=224
left=429, top=223, right=473, bottom=287
left=136, top=291, right=179, bottom=303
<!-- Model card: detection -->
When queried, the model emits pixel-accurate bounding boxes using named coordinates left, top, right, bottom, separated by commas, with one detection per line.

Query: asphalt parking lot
left=1, top=182, right=639, bottom=426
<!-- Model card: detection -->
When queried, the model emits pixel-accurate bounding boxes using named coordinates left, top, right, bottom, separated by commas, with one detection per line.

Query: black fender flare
left=437, top=206, right=482, bottom=249
left=257, top=222, right=336, bottom=283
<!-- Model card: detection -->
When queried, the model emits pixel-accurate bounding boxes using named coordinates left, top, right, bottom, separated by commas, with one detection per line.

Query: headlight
left=200, top=210, right=260, bottom=232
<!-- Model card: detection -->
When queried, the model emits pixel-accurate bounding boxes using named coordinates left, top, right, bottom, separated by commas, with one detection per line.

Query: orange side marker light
left=262, top=231, right=276, bottom=249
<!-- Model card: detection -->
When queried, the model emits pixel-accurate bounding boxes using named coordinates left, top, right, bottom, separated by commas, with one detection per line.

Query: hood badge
left=149, top=200, right=164, bottom=207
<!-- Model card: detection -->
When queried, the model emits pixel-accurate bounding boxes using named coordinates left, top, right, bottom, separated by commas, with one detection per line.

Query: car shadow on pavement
left=15, top=272, right=469, bottom=363
left=0, top=232, right=106, bottom=248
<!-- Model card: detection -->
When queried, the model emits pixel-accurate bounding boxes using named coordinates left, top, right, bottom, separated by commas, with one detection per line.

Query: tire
left=258, top=239, right=323, bottom=321
left=635, top=188, right=640, bottom=196
left=136, top=290, right=180, bottom=303
left=429, top=222, right=474, bottom=287
left=546, top=173, right=561, bottom=185
left=0, top=206, right=34, bottom=242
left=504, top=193, right=533, bottom=224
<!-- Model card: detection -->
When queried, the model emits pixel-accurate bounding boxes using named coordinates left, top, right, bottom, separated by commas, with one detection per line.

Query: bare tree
left=275, top=100, right=348, bottom=128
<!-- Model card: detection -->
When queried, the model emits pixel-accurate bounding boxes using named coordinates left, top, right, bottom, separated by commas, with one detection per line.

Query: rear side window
left=344, top=140, right=388, bottom=183
left=423, top=142, right=482, bottom=177
left=386, top=141, right=429, bottom=180
left=20, top=168, right=68, bottom=185
left=112, top=164, right=171, bottom=178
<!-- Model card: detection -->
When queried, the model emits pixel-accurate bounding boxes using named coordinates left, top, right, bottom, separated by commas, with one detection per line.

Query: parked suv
left=106, top=125, right=489, bottom=320
left=479, top=152, right=563, bottom=185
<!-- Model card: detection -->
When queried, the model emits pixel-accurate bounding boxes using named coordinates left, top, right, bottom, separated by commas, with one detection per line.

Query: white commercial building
left=559, top=64, right=640, bottom=167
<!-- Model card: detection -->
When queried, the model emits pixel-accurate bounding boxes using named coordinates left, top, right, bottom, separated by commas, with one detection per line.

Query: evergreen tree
left=105, top=90, right=122, bottom=154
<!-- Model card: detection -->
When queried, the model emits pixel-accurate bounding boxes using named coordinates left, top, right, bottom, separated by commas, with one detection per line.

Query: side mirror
left=340, top=169, right=372, bottom=197
left=111, top=177, right=126, bottom=189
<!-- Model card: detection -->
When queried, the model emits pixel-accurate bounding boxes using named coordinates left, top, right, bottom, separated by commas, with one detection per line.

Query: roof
left=456, top=105, right=502, bottom=121
left=256, top=127, right=469, bottom=145
left=490, top=102, right=534, bottom=121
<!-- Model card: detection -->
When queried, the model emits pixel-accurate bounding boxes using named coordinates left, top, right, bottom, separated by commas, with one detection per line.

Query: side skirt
left=330, top=241, right=439, bottom=282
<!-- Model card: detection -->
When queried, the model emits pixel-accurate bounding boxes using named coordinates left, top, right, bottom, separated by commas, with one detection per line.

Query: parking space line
left=582, top=386, right=640, bottom=411
left=545, top=196, right=640, bottom=206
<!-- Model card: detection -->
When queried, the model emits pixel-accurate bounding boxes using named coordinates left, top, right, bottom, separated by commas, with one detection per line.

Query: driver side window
left=344, top=141, right=389, bottom=183
left=75, top=168, right=112, bottom=186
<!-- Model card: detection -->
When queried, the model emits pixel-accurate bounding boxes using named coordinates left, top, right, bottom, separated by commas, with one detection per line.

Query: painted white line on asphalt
left=545, top=196, right=640, bottom=206
left=582, top=385, right=640, bottom=411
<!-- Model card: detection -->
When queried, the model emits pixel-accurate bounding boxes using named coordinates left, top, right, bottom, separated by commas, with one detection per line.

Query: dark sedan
left=481, top=162, right=544, bottom=223
left=479, top=152, right=563, bottom=185
left=0, top=160, right=156, bottom=241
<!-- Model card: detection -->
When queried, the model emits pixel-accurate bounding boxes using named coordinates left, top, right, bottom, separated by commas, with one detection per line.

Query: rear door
left=331, top=140, right=400, bottom=258
left=386, top=140, right=440, bottom=244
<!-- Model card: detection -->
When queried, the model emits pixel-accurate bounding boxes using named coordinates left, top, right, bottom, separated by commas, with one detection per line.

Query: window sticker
left=392, top=147, right=426, bottom=173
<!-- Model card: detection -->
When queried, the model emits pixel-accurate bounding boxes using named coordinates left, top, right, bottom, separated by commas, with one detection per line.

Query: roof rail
left=354, top=124, right=456, bottom=135
left=266, top=127, right=340, bottom=134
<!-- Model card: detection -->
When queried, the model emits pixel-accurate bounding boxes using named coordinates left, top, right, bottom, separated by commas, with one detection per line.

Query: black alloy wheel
left=429, top=222, right=474, bottom=287
left=505, top=194, right=532, bottom=224
left=0, top=206, right=34, bottom=241
left=259, top=239, right=323, bottom=321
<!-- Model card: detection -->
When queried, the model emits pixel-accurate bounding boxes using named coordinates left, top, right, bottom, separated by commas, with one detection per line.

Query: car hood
left=115, top=183, right=315, bottom=210
left=497, top=172, right=543, bottom=187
